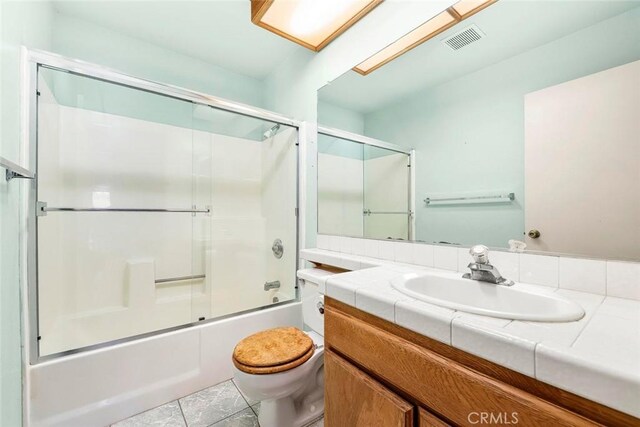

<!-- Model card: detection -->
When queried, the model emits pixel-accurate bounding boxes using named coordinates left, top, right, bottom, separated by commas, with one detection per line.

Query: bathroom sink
left=391, top=272, right=585, bottom=322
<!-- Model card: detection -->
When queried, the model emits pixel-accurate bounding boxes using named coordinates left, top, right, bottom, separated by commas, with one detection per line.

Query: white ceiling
left=319, top=0, right=640, bottom=114
left=52, top=0, right=303, bottom=80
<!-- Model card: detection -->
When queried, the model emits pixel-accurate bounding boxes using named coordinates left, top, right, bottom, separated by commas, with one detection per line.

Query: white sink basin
left=391, top=272, right=585, bottom=322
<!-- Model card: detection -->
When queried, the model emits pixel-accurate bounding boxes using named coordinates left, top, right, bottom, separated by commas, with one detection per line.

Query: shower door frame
left=23, top=49, right=305, bottom=364
left=317, top=125, right=416, bottom=240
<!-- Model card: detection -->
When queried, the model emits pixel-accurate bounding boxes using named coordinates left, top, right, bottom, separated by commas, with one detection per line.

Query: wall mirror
left=317, top=0, right=640, bottom=261
left=317, top=128, right=414, bottom=241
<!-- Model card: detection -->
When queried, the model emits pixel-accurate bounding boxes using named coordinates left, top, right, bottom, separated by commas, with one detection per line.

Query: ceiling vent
left=442, top=24, right=485, bottom=51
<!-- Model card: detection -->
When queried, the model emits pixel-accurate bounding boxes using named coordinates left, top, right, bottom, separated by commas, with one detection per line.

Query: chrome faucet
left=462, top=245, right=514, bottom=286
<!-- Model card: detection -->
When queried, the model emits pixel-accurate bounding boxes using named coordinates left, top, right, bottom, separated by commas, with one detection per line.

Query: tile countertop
left=298, top=248, right=640, bottom=418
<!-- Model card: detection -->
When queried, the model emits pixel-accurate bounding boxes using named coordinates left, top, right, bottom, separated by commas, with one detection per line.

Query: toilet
left=233, top=269, right=328, bottom=427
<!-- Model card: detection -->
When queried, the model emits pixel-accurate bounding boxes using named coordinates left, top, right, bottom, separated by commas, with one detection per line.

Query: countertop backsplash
left=315, top=234, right=640, bottom=301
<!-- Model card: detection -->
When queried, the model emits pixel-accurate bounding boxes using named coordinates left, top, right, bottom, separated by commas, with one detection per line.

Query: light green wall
left=365, top=7, right=640, bottom=247
left=1, top=1, right=54, bottom=425
left=51, top=13, right=265, bottom=109
left=42, top=67, right=271, bottom=141
left=317, top=100, right=364, bottom=134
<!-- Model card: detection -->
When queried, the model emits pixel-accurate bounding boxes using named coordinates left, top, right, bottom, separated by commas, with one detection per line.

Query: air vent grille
left=443, top=25, right=485, bottom=51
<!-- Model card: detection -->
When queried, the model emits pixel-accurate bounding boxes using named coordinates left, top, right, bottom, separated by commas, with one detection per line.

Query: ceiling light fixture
left=450, top=0, right=497, bottom=19
left=251, top=0, right=383, bottom=52
left=353, top=0, right=497, bottom=75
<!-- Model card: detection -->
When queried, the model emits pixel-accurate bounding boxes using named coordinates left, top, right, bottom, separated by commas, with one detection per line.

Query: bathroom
left=0, top=0, right=638, bottom=426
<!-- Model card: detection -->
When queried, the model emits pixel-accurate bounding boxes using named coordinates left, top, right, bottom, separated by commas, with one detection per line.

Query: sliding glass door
left=34, top=66, right=298, bottom=359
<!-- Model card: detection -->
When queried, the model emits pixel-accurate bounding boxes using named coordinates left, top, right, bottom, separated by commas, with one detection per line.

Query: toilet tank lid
left=297, top=268, right=337, bottom=286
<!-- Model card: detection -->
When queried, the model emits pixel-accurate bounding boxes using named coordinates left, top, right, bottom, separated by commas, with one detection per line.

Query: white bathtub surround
left=36, top=79, right=298, bottom=356
left=300, top=248, right=640, bottom=417
left=28, top=303, right=302, bottom=427
left=314, top=234, right=640, bottom=299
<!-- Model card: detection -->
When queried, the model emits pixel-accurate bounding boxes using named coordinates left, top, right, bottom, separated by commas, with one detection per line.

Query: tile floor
left=111, top=379, right=324, bottom=427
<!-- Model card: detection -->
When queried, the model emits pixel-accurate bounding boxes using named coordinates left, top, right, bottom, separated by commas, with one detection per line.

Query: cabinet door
left=326, top=305, right=597, bottom=426
left=418, top=408, right=451, bottom=427
left=325, top=350, right=414, bottom=427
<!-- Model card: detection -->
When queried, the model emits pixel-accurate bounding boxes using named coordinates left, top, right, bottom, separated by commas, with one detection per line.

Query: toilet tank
left=298, top=268, right=335, bottom=337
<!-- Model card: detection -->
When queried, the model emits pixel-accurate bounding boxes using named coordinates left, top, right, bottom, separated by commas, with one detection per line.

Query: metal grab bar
left=424, top=192, right=515, bottom=205
left=264, top=280, right=281, bottom=291
left=155, top=274, right=205, bottom=284
left=363, top=209, right=413, bottom=215
left=1, top=156, right=35, bottom=181
left=37, top=202, right=211, bottom=216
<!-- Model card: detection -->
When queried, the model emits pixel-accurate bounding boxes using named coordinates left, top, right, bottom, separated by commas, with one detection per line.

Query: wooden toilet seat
left=233, top=327, right=315, bottom=375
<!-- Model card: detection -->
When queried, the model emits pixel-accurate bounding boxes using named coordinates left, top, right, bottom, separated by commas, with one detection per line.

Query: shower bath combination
left=24, top=50, right=303, bottom=363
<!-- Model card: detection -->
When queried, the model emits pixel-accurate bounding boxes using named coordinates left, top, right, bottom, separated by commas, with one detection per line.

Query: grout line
left=604, top=260, right=609, bottom=297
left=250, top=403, right=260, bottom=418
left=177, top=399, right=188, bottom=427
left=114, top=399, right=176, bottom=425
left=230, top=379, right=253, bottom=410
left=568, top=296, right=605, bottom=348
left=449, top=311, right=456, bottom=345
left=393, top=299, right=400, bottom=323
left=205, top=407, right=256, bottom=427
left=532, top=341, right=539, bottom=378
left=202, top=381, right=257, bottom=426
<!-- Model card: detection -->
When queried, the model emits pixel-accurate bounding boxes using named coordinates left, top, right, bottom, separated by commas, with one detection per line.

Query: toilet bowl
left=232, top=269, right=330, bottom=427
left=233, top=331, right=324, bottom=427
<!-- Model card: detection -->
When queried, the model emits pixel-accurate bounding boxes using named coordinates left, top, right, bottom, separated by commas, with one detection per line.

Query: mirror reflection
left=317, top=0, right=640, bottom=261
left=318, top=130, right=413, bottom=240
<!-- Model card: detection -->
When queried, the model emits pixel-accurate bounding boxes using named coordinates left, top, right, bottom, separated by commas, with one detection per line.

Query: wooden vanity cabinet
left=325, top=350, right=415, bottom=426
left=324, top=297, right=640, bottom=427
left=325, top=349, right=449, bottom=427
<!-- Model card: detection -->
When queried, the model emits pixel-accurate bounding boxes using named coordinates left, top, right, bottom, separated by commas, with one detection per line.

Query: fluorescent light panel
left=252, top=0, right=383, bottom=52
left=354, top=0, right=497, bottom=75
left=451, top=0, right=495, bottom=18
left=354, top=11, right=456, bottom=75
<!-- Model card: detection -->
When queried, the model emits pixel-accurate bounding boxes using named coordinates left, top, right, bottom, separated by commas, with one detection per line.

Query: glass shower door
left=191, top=105, right=299, bottom=319
left=34, top=65, right=299, bottom=360
left=363, top=145, right=411, bottom=240
left=36, top=66, right=208, bottom=356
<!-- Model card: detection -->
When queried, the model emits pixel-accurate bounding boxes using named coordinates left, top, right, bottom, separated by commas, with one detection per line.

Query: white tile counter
left=299, top=247, right=640, bottom=418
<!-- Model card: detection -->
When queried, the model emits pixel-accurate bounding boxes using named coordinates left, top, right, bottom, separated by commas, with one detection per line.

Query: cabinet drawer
left=325, top=350, right=414, bottom=427
left=325, top=306, right=596, bottom=427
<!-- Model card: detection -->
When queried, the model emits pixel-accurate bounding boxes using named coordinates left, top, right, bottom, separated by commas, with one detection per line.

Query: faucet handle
left=469, top=245, right=490, bottom=264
